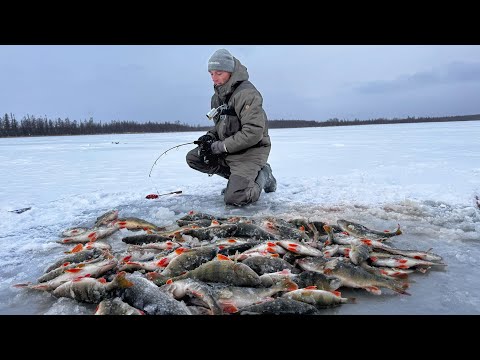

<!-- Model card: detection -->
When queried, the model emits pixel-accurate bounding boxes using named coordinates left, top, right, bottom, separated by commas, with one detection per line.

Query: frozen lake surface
left=1, top=121, right=479, bottom=315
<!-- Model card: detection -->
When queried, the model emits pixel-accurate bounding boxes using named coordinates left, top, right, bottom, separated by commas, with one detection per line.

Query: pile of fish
left=14, top=209, right=447, bottom=315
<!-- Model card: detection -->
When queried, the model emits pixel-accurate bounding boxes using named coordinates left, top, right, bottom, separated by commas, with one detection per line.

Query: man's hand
left=196, top=134, right=215, bottom=144
left=194, top=134, right=216, bottom=164
left=211, top=140, right=227, bottom=155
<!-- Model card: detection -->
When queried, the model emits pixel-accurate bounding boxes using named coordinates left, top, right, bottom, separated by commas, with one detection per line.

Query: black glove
left=196, top=134, right=214, bottom=144
left=194, top=134, right=216, bottom=164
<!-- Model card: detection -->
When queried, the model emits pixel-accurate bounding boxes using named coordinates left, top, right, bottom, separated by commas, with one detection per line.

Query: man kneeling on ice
left=186, top=48, right=277, bottom=207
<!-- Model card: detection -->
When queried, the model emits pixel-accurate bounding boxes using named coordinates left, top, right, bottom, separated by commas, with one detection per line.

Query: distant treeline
left=268, top=114, right=480, bottom=128
left=1, top=113, right=479, bottom=137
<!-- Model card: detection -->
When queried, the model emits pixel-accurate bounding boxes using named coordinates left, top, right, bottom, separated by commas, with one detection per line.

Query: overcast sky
left=1, top=45, right=479, bottom=126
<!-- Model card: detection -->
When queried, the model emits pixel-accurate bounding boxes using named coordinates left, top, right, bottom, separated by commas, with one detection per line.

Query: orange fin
left=70, top=244, right=84, bottom=253
left=365, top=286, right=381, bottom=295
left=65, top=268, right=83, bottom=273
left=216, top=254, right=231, bottom=261
left=221, top=304, right=238, bottom=314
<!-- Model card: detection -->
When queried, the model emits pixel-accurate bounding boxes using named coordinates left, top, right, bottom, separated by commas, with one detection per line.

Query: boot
left=255, top=163, right=277, bottom=193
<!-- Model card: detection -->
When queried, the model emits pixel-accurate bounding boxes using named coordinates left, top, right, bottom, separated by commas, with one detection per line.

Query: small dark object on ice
left=9, top=207, right=32, bottom=214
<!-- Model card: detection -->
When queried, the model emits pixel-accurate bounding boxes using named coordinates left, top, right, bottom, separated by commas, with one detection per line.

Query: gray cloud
left=355, top=61, right=480, bottom=94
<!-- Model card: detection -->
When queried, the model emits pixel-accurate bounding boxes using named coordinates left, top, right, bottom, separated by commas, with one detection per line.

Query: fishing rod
left=146, top=141, right=201, bottom=199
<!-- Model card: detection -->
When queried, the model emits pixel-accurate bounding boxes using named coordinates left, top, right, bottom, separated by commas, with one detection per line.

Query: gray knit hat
left=208, top=48, right=235, bottom=73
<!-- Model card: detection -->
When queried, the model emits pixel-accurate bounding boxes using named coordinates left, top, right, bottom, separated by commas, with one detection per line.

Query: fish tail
left=276, top=278, right=298, bottom=292
left=12, top=282, right=32, bottom=288
left=344, top=296, right=356, bottom=304
left=391, top=280, right=411, bottom=295
left=395, top=224, right=402, bottom=236
left=112, top=271, right=134, bottom=289
left=14, top=283, right=50, bottom=291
